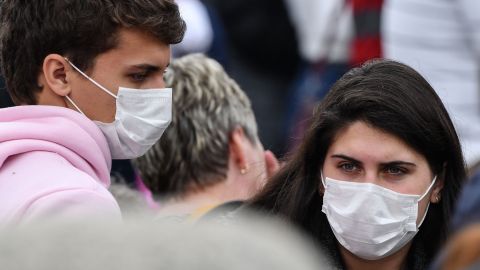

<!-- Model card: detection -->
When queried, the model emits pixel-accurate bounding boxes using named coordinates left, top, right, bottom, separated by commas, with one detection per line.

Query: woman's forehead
left=326, top=121, right=425, bottom=165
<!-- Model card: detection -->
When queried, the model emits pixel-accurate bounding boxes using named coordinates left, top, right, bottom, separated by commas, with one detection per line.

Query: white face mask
left=321, top=174, right=437, bottom=260
left=64, top=58, right=172, bottom=159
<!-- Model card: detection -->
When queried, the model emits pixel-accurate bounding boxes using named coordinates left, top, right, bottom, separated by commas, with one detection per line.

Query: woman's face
left=322, top=121, right=442, bottom=224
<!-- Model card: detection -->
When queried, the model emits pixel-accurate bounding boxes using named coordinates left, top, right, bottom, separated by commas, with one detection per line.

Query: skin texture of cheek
left=66, top=73, right=117, bottom=123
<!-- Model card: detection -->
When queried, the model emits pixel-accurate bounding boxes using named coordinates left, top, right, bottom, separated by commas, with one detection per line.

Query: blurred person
left=172, top=0, right=229, bottom=68
left=202, top=0, right=301, bottom=157
left=284, top=0, right=352, bottom=67
left=428, top=171, right=480, bottom=270
left=108, top=176, right=153, bottom=218
left=249, top=60, right=466, bottom=269
left=0, top=0, right=185, bottom=223
left=0, top=214, right=327, bottom=270
left=382, top=0, right=480, bottom=166
left=133, top=54, right=279, bottom=220
left=283, top=0, right=353, bottom=148
left=349, top=0, right=383, bottom=67
left=285, top=0, right=384, bottom=150
left=172, top=0, right=214, bottom=57
left=451, top=170, right=480, bottom=232
left=436, top=224, right=480, bottom=270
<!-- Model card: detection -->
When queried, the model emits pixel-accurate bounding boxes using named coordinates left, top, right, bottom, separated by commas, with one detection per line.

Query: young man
left=0, top=0, right=185, bottom=223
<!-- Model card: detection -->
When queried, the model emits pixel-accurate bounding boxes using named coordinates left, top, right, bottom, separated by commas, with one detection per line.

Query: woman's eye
left=385, top=166, right=406, bottom=175
left=339, top=162, right=358, bottom=172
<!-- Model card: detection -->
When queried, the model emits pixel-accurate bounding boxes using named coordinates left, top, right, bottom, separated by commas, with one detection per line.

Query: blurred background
left=2, top=0, right=479, bottom=168
left=169, top=0, right=383, bottom=158
left=169, top=0, right=480, bottom=168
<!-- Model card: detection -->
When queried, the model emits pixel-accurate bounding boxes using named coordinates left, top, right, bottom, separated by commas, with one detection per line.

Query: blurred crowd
left=1, top=0, right=480, bottom=269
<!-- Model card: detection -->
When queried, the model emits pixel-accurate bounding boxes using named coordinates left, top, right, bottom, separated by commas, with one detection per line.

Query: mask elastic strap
left=418, top=175, right=437, bottom=201
left=320, top=171, right=327, bottom=189
left=416, top=175, right=437, bottom=229
left=64, top=57, right=118, bottom=99
left=65, top=95, right=85, bottom=115
left=417, top=201, right=431, bottom=228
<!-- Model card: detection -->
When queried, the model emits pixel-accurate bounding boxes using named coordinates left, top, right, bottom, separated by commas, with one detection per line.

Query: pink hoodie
left=0, top=105, right=121, bottom=224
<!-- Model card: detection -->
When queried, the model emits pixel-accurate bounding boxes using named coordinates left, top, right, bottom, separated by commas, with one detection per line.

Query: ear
left=41, top=54, right=74, bottom=97
left=264, top=150, right=280, bottom=179
left=318, top=176, right=325, bottom=195
left=430, top=165, right=446, bottom=204
left=229, top=127, right=249, bottom=174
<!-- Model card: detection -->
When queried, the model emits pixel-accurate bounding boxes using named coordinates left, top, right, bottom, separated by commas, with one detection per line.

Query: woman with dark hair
left=249, top=59, right=466, bottom=269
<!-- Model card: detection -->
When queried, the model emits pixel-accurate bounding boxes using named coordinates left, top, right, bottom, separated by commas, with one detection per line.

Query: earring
left=435, top=194, right=441, bottom=202
left=240, top=165, right=249, bottom=175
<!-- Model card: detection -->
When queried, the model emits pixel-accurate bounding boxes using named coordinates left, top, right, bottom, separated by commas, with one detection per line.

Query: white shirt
left=382, top=0, right=480, bottom=165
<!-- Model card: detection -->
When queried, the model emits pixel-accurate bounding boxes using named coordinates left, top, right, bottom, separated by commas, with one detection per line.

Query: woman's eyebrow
left=331, top=155, right=416, bottom=167
left=331, top=154, right=362, bottom=164
left=379, top=161, right=416, bottom=167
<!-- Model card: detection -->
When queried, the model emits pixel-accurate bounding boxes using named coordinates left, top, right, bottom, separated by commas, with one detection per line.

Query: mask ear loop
left=64, top=57, right=118, bottom=99
left=320, top=171, right=327, bottom=190
left=419, top=175, right=437, bottom=201
left=417, top=175, right=438, bottom=228
left=65, top=95, right=85, bottom=115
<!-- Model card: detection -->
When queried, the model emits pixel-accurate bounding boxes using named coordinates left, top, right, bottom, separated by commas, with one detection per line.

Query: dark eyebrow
left=331, top=154, right=362, bottom=165
left=379, top=161, right=416, bottom=167
left=331, top=154, right=416, bottom=167
left=130, top=64, right=161, bottom=72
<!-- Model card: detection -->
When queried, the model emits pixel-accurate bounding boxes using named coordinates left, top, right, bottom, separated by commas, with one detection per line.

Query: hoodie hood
left=0, top=105, right=111, bottom=187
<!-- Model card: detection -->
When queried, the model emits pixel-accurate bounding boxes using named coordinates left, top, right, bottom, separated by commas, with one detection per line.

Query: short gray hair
left=134, top=54, right=259, bottom=197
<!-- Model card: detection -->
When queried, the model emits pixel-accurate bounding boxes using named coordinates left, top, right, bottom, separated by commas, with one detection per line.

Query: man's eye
left=130, top=72, right=148, bottom=82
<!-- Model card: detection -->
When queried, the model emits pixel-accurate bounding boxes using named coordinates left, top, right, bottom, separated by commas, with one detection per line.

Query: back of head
left=0, top=216, right=328, bottom=270
left=134, top=54, right=259, bottom=197
left=0, top=0, right=185, bottom=105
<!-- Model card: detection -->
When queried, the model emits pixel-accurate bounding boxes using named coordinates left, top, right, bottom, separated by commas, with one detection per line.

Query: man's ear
left=229, top=127, right=249, bottom=174
left=41, top=54, right=73, bottom=97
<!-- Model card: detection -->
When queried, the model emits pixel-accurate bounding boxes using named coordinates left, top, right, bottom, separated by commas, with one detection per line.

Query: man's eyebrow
left=331, top=154, right=362, bottom=164
left=130, top=64, right=161, bottom=71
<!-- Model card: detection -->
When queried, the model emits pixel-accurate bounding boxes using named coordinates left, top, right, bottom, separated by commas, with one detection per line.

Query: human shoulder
left=20, top=187, right=121, bottom=223
left=0, top=151, right=120, bottom=223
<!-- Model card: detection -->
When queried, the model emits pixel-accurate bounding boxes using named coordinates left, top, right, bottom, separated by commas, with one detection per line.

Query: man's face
left=66, top=28, right=171, bottom=122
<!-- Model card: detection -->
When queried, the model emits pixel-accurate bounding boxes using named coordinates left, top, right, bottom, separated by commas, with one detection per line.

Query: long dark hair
left=249, top=59, right=466, bottom=268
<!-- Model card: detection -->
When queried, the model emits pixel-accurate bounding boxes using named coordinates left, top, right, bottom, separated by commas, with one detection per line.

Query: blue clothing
left=452, top=171, right=480, bottom=231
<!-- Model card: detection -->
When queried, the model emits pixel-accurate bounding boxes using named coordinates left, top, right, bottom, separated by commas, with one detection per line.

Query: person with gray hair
left=133, top=54, right=279, bottom=220
left=0, top=214, right=328, bottom=270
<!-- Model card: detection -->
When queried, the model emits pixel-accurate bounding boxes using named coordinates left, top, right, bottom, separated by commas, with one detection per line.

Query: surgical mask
left=64, top=58, right=172, bottom=159
left=321, top=174, right=437, bottom=260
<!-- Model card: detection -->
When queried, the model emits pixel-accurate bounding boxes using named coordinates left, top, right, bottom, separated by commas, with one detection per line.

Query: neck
left=340, top=242, right=411, bottom=270
left=156, top=180, right=234, bottom=217
left=156, top=165, right=256, bottom=217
